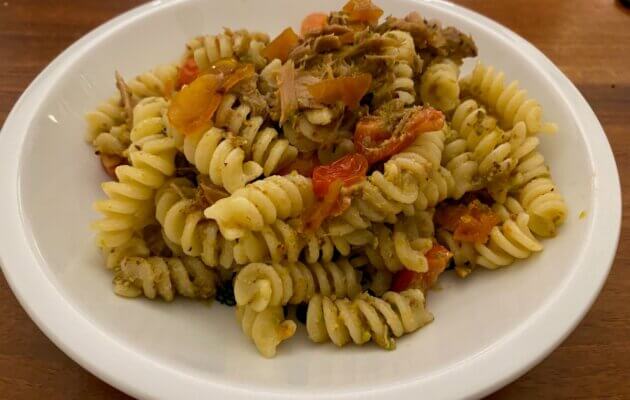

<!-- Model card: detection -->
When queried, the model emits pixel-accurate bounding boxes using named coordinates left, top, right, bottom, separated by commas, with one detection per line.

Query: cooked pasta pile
left=87, top=0, right=566, bottom=358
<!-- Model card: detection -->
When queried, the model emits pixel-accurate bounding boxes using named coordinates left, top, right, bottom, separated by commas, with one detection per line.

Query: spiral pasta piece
left=234, top=258, right=362, bottom=311
left=306, top=289, right=433, bottom=349
left=518, top=177, right=567, bottom=237
left=451, top=99, right=497, bottom=153
left=155, top=178, right=205, bottom=256
left=413, top=166, right=455, bottom=212
left=382, top=30, right=417, bottom=105
left=309, top=220, right=377, bottom=258
left=214, top=94, right=298, bottom=176
left=127, top=64, right=178, bottom=100
left=103, top=236, right=149, bottom=270
left=504, top=132, right=567, bottom=236
left=406, top=128, right=445, bottom=170
left=442, top=124, right=479, bottom=199
left=114, top=255, right=218, bottom=301
left=92, top=124, right=131, bottom=156
left=85, top=96, right=126, bottom=142
left=365, top=215, right=433, bottom=273
left=420, top=58, right=460, bottom=112
left=188, top=29, right=269, bottom=72
left=92, top=97, right=176, bottom=248
left=204, top=173, right=314, bottom=240
left=236, top=305, right=296, bottom=358
left=199, top=220, right=238, bottom=269
left=233, top=219, right=305, bottom=265
left=382, top=30, right=416, bottom=64
left=461, top=62, right=557, bottom=135
left=474, top=212, right=543, bottom=269
left=182, top=126, right=263, bottom=193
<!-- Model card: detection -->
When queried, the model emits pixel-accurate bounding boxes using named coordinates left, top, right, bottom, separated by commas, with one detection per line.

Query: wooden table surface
left=1, top=0, right=628, bottom=398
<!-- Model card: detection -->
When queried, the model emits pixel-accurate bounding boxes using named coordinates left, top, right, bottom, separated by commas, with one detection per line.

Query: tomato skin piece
left=390, top=269, right=417, bottom=292
left=262, top=27, right=300, bottom=63
left=312, top=153, right=368, bottom=198
left=434, top=203, right=468, bottom=232
left=168, top=62, right=254, bottom=136
left=308, top=74, right=372, bottom=110
left=303, top=179, right=344, bottom=233
left=354, top=107, right=445, bottom=164
left=167, top=74, right=223, bottom=136
left=391, top=244, right=453, bottom=292
left=220, top=63, right=255, bottom=93
left=342, top=0, right=384, bottom=25
left=177, top=57, right=200, bottom=89
left=435, top=200, right=500, bottom=244
left=301, top=12, right=328, bottom=36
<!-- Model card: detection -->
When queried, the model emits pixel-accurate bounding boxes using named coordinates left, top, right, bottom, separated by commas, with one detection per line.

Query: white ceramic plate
left=0, top=0, right=621, bottom=399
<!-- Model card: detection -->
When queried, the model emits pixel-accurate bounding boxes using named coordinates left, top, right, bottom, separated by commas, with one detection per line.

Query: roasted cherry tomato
left=435, top=200, right=500, bottom=244
left=312, top=153, right=368, bottom=198
left=308, top=74, right=372, bottom=110
left=262, top=27, right=300, bottom=63
left=177, top=57, right=200, bottom=89
left=391, top=244, right=452, bottom=292
left=342, top=0, right=384, bottom=25
left=301, top=12, right=328, bottom=36
left=354, top=107, right=445, bottom=164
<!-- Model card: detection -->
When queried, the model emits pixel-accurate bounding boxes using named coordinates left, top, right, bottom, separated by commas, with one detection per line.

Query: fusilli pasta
left=86, top=3, right=567, bottom=358
left=114, top=255, right=218, bottom=301
left=234, top=258, right=362, bottom=311
left=215, top=94, right=298, bottom=176
left=420, top=58, right=460, bottom=112
left=236, top=305, right=296, bottom=358
left=306, top=289, right=433, bottom=349
left=460, top=62, right=557, bottom=135
left=92, top=97, right=176, bottom=248
left=204, top=173, right=314, bottom=240
left=188, top=29, right=269, bottom=72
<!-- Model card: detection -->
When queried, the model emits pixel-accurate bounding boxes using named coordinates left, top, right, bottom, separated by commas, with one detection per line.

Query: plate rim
left=0, top=0, right=621, bottom=399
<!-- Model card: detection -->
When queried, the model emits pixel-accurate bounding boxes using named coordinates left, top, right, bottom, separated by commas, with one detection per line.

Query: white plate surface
left=0, top=0, right=621, bottom=399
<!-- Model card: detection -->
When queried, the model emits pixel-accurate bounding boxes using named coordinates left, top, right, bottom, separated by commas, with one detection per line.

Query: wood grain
left=0, top=0, right=628, bottom=398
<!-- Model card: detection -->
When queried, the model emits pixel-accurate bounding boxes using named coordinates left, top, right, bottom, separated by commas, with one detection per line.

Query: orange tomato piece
left=303, top=179, right=344, bottom=233
left=342, top=0, right=384, bottom=25
left=208, top=58, right=239, bottom=75
left=167, top=74, right=223, bottom=136
left=435, top=200, right=500, bottom=244
left=391, top=244, right=452, bottom=292
left=301, top=12, right=328, bottom=36
left=308, top=73, right=372, bottom=110
left=354, top=107, right=444, bottom=164
left=221, top=63, right=255, bottom=93
left=177, top=57, right=200, bottom=89
left=262, top=27, right=300, bottom=63
left=312, top=153, right=368, bottom=198
left=434, top=203, right=468, bottom=232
